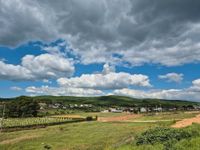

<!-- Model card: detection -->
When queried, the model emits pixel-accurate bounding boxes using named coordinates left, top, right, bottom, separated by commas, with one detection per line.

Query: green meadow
left=1, top=112, right=200, bottom=150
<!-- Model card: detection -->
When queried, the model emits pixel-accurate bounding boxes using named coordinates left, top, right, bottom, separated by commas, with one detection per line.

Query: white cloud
left=58, top=73, right=151, bottom=90
left=0, top=53, right=74, bottom=81
left=25, top=64, right=151, bottom=97
left=57, top=64, right=151, bottom=90
left=102, top=63, right=115, bottom=74
left=10, top=86, right=22, bottom=91
left=113, top=78, right=200, bottom=101
left=26, top=86, right=104, bottom=96
left=188, top=79, right=200, bottom=92
left=113, top=88, right=185, bottom=100
left=22, top=53, right=74, bottom=78
left=192, top=79, right=200, bottom=87
left=24, top=77, right=200, bottom=101
left=158, top=73, right=184, bottom=83
left=0, top=61, right=33, bottom=80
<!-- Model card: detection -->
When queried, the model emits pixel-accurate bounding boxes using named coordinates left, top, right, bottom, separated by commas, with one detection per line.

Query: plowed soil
left=98, top=114, right=141, bottom=122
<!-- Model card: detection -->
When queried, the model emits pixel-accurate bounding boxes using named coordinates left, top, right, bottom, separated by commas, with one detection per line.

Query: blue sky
left=0, top=40, right=200, bottom=100
left=1, top=0, right=200, bottom=101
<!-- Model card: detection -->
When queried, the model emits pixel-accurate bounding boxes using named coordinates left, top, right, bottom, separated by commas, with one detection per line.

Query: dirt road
left=172, top=114, right=200, bottom=128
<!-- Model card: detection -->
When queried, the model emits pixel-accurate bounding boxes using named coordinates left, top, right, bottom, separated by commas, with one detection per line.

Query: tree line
left=1, top=96, right=40, bottom=118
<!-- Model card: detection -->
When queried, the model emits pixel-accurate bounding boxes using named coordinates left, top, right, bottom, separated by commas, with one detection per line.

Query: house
left=109, top=108, right=123, bottom=113
left=140, top=107, right=147, bottom=113
left=101, top=110, right=109, bottom=113
left=194, top=105, right=200, bottom=110
left=38, top=103, right=47, bottom=110
left=62, top=106, right=67, bottom=109
left=123, top=107, right=135, bottom=113
left=48, top=103, right=61, bottom=109
left=168, top=108, right=177, bottom=111
left=153, top=107, right=163, bottom=112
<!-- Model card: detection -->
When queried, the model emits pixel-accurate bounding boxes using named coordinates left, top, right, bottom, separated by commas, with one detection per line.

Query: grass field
left=134, top=111, right=199, bottom=121
left=0, top=111, right=200, bottom=150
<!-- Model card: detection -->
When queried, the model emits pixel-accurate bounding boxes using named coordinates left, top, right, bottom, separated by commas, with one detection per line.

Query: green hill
left=1, top=95, right=199, bottom=108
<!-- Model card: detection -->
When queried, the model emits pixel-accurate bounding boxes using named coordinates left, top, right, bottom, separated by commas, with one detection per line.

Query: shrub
left=86, top=116, right=93, bottom=121
left=44, top=144, right=51, bottom=150
left=136, top=127, right=192, bottom=150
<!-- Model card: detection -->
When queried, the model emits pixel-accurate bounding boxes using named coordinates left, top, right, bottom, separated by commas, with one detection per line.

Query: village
left=38, top=102, right=200, bottom=114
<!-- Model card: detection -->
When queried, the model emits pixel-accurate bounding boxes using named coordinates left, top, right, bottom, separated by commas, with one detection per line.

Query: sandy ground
left=172, top=114, right=200, bottom=128
left=98, top=114, right=141, bottom=122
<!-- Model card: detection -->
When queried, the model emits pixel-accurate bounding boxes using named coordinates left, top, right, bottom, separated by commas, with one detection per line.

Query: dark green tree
left=5, top=96, right=40, bottom=118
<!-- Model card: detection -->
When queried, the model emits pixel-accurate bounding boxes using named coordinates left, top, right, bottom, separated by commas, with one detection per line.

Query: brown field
left=98, top=114, right=141, bottom=122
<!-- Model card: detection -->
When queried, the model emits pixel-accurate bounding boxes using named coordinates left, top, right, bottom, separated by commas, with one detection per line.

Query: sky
left=1, top=0, right=200, bottom=101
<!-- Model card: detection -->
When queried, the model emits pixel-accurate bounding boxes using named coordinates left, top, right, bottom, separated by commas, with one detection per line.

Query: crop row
left=1, top=117, right=81, bottom=128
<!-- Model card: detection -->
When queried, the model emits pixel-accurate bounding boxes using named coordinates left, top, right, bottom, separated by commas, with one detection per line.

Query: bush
left=86, top=116, right=93, bottom=121
left=136, top=127, right=192, bottom=150
left=44, top=144, right=51, bottom=150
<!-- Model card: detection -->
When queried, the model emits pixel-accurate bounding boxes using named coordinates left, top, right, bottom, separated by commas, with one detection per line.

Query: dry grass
left=0, top=134, right=40, bottom=145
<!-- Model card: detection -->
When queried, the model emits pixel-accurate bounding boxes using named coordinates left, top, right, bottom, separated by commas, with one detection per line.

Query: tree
left=5, top=96, right=40, bottom=118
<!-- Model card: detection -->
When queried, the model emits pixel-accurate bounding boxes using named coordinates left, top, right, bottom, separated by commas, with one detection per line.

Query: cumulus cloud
left=102, top=63, right=115, bottom=74
left=57, top=64, right=151, bottom=90
left=25, top=64, right=151, bottom=96
left=24, top=74, right=200, bottom=101
left=1, top=0, right=200, bottom=66
left=113, top=78, right=200, bottom=101
left=25, top=86, right=104, bottom=96
left=58, top=73, right=151, bottom=90
left=188, top=79, right=200, bottom=92
left=158, top=73, right=184, bottom=83
left=113, top=88, right=184, bottom=100
left=0, top=53, right=74, bottom=81
left=192, top=79, right=200, bottom=87
left=113, top=88, right=200, bottom=101
left=0, top=61, right=32, bottom=81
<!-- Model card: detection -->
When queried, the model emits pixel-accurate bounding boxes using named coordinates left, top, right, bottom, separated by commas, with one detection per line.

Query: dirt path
left=98, top=114, right=141, bottom=122
left=124, top=119, right=180, bottom=123
left=172, top=114, right=200, bottom=128
left=0, top=135, right=40, bottom=145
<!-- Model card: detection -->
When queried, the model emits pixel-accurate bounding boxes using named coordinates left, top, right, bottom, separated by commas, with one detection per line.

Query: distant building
left=153, top=107, right=162, bottom=112
left=140, top=107, right=147, bottom=113
left=38, top=103, right=47, bottom=110
left=101, top=110, right=109, bottom=113
left=109, top=108, right=123, bottom=113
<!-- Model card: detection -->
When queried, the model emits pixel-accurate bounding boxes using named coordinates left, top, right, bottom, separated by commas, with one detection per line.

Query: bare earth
left=98, top=114, right=141, bottom=122
left=172, top=114, right=200, bottom=128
